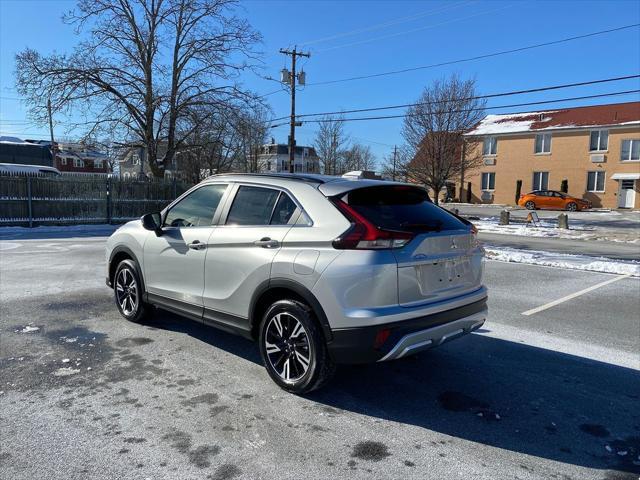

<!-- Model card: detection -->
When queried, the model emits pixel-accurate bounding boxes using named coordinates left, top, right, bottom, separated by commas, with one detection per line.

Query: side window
left=226, top=186, right=280, bottom=225
left=164, top=184, right=227, bottom=227
left=270, top=192, right=298, bottom=225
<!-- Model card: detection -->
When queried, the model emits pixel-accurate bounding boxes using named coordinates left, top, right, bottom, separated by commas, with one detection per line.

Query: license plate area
left=416, top=256, right=472, bottom=293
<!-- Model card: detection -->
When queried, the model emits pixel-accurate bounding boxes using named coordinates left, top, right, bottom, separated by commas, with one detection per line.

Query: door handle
left=254, top=237, right=280, bottom=249
left=188, top=240, right=206, bottom=250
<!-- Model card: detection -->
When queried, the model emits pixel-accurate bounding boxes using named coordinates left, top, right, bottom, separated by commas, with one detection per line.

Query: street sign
left=526, top=211, right=540, bottom=227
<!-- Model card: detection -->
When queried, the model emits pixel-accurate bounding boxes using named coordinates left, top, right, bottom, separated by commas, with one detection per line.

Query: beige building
left=462, top=102, right=640, bottom=209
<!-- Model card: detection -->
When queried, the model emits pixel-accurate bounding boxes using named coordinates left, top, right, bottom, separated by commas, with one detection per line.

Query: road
left=448, top=204, right=640, bottom=231
left=478, top=232, right=640, bottom=261
left=1, top=237, right=639, bottom=480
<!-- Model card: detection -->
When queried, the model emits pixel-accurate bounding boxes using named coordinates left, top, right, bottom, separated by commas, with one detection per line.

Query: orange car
left=518, top=190, right=592, bottom=211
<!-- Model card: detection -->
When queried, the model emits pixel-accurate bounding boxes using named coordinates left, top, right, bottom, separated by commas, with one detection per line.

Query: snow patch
left=17, top=325, right=40, bottom=333
left=485, top=246, right=640, bottom=276
left=53, top=367, right=81, bottom=377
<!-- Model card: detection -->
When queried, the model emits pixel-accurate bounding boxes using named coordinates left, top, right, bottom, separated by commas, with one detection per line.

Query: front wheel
left=114, top=259, right=153, bottom=323
left=259, top=299, right=335, bottom=394
left=566, top=202, right=578, bottom=211
left=525, top=201, right=536, bottom=210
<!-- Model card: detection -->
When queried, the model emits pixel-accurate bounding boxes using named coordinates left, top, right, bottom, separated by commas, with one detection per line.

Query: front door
left=618, top=180, right=636, bottom=208
left=143, top=183, right=228, bottom=316
left=202, top=184, right=301, bottom=332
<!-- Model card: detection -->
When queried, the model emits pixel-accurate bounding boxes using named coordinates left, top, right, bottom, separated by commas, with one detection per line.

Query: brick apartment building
left=462, top=102, right=640, bottom=209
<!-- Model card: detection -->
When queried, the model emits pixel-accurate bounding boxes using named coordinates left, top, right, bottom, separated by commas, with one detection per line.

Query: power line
left=298, top=1, right=471, bottom=47
left=308, top=23, right=640, bottom=86
left=270, top=90, right=640, bottom=127
left=317, top=3, right=511, bottom=53
left=269, top=74, right=640, bottom=123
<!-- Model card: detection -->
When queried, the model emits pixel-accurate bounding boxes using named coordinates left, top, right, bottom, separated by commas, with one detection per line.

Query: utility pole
left=279, top=47, right=310, bottom=173
left=47, top=98, right=56, bottom=167
left=392, top=145, right=397, bottom=181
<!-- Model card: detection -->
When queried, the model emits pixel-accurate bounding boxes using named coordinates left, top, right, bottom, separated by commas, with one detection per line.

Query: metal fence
left=0, top=173, right=191, bottom=227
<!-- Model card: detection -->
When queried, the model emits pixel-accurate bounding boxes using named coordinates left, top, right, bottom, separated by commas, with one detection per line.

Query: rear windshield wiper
left=399, top=221, right=443, bottom=232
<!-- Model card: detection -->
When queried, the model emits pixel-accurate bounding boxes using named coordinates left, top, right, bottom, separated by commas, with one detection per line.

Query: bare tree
left=174, top=102, right=270, bottom=182
left=402, top=75, right=485, bottom=204
left=15, top=0, right=261, bottom=178
left=313, top=115, right=349, bottom=175
left=379, top=145, right=411, bottom=181
left=340, top=143, right=376, bottom=173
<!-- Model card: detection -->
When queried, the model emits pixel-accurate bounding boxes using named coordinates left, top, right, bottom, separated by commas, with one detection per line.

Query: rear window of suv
left=341, top=185, right=467, bottom=232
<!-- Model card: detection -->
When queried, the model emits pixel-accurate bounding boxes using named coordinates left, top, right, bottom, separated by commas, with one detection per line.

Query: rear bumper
left=327, top=298, right=487, bottom=364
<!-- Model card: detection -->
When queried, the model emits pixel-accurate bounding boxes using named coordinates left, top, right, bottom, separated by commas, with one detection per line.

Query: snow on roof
left=465, top=101, right=640, bottom=136
left=0, top=136, right=31, bottom=144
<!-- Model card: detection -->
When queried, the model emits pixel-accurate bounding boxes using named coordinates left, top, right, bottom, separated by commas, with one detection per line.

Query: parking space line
left=521, top=273, right=632, bottom=316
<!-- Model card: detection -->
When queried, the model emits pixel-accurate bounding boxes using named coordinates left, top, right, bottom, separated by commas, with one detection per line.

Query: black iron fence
left=0, top=173, right=191, bottom=227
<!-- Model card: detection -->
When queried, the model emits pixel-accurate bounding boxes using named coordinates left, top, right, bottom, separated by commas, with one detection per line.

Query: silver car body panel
left=106, top=173, right=488, bottom=345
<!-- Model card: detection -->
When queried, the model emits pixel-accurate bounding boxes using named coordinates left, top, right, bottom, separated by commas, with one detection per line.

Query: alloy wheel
left=264, top=312, right=312, bottom=383
left=115, top=268, right=138, bottom=316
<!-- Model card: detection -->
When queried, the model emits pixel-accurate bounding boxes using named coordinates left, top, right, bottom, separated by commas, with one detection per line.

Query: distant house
left=258, top=141, right=320, bottom=173
left=462, top=101, right=640, bottom=209
left=118, top=144, right=170, bottom=180
left=54, top=142, right=109, bottom=175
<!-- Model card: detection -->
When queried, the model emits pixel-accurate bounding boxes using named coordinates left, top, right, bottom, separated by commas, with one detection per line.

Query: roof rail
left=205, top=172, right=330, bottom=184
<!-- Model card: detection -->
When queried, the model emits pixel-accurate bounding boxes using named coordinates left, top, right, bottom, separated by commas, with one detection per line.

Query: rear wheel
left=566, top=202, right=578, bottom=211
left=259, top=299, right=335, bottom=394
left=114, top=259, right=153, bottom=323
left=525, top=201, right=536, bottom=210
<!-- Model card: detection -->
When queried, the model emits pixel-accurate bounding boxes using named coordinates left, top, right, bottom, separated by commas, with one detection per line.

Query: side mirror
left=142, top=212, right=163, bottom=236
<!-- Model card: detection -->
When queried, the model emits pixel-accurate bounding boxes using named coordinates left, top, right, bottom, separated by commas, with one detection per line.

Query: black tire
left=525, top=201, right=536, bottom=210
left=566, top=202, right=578, bottom=211
left=113, top=259, right=153, bottom=323
left=258, top=299, right=335, bottom=394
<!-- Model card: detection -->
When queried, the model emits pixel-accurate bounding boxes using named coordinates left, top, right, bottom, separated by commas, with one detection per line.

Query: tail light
left=330, top=198, right=414, bottom=250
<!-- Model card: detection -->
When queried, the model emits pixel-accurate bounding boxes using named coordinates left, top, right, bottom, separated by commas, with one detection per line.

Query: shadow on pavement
left=151, top=309, right=639, bottom=476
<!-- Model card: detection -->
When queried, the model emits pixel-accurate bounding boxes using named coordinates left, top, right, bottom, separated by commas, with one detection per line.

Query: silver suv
left=106, top=173, right=487, bottom=393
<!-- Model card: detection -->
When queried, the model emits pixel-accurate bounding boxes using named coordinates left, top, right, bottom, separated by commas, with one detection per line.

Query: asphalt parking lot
left=1, top=236, right=639, bottom=480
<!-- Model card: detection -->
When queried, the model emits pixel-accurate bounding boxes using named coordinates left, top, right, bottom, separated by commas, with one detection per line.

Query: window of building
left=294, top=163, right=302, bottom=172
left=534, top=133, right=552, bottom=154
left=94, top=160, right=103, bottom=169
left=164, top=184, right=227, bottom=228
left=482, top=136, right=497, bottom=156
left=60, top=157, right=67, bottom=166
left=589, top=130, right=609, bottom=152
left=74, top=158, right=84, bottom=168
left=481, top=172, right=495, bottom=191
left=532, top=171, right=549, bottom=190
left=587, top=171, right=605, bottom=192
left=132, top=154, right=140, bottom=165
left=621, top=139, right=640, bottom=161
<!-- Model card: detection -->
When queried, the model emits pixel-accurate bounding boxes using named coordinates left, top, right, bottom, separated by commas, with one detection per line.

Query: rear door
left=202, top=184, right=301, bottom=331
left=342, top=185, right=483, bottom=307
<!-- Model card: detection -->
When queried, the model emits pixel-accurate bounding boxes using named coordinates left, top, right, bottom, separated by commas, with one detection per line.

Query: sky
left=1, top=0, right=640, bottom=165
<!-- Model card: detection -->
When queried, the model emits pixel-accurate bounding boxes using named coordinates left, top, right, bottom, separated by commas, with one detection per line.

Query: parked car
left=105, top=173, right=487, bottom=393
left=518, top=190, right=591, bottom=211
